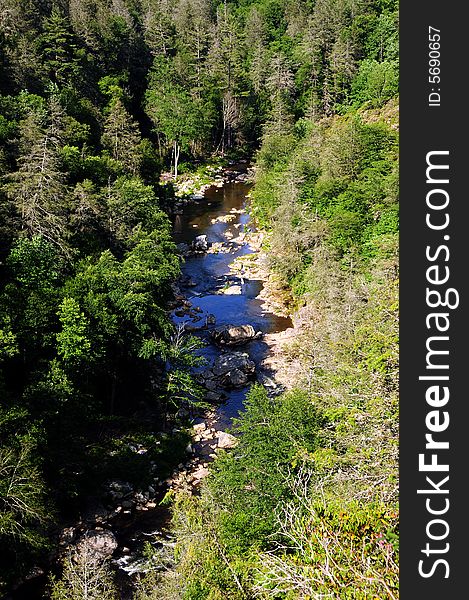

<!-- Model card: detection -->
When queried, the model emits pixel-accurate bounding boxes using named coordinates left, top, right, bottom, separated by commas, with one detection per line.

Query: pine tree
left=38, top=7, right=83, bottom=86
left=142, top=0, right=174, bottom=56
left=3, top=98, right=70, bottom=254
left=207, top=6, right=243, bottom=153
left=101, top=98, right=142, bottom=175
left=265, top=54, right=295, bottom=134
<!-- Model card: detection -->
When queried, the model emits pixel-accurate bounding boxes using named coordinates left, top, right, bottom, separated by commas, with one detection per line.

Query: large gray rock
left=211, top=324, right=261, bottom=346
left=205, top=313, right=217, bottom=326
left=224, top=368, right=248, bottom=387
left=212, top=352, right=255, bottom=377
left=212, top=352, right=255, bottom=388
left=205, top=391, right=223, bottom=403
left=217, top=431, right=239, bottom=449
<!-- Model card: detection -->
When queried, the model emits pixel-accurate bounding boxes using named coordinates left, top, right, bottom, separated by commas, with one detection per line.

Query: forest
left=0, top=0, right=398, bottom=598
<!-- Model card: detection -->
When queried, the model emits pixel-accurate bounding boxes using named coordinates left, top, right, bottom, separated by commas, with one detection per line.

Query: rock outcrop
left=75, top=530, right=118, bottom=559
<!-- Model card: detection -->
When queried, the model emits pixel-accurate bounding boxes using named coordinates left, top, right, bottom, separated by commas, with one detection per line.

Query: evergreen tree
left=265, top=53, right=295, bottom=134
left=38, top=7, right=84, bottom=87
left=207, top=5, right=246, bottom=153
left=101, top=98, right=142, bottom=175
left=3, top=99, right=71, bottom=255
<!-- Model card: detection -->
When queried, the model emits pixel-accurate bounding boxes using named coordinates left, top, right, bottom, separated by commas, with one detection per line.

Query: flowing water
left=171, top=178, right=292, bottom=428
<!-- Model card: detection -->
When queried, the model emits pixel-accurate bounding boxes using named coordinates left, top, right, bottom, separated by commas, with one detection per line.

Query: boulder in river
left=205, top=390, right=224, bottom=403
left=210, top=352, right=256, bottom=388
left=212, top=352, right=255, bottom=377
left=211, top=324, right=262, bottom=346
left=224, top=368, right=248, bottom=387
left=192, top=234, right=209, bottom=251
left=205, top=313, right=216, bottom=326
left=222, top=284, right=242, bottom=295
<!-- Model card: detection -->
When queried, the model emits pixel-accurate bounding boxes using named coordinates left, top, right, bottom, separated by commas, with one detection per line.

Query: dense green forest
left=0, top=0, right=398, bottom=597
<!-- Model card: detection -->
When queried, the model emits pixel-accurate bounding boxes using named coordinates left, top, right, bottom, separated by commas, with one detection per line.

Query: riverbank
left=227, top=229, right=305, bottom=392
left=5, top=165, right=261, bottom=600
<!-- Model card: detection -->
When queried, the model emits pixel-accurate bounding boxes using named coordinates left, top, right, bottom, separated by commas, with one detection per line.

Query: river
left=171, top=175, right=292, bottom=429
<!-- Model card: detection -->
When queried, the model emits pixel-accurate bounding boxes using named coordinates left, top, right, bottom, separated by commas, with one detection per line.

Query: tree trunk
left=173, top=140, right=180, bottom=179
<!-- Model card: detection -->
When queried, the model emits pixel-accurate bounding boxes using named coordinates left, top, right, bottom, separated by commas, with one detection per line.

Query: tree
left=56, top=297, right=92, bottom=368
left=330, top=32, right=358, bottom=103
left=351, top=59, right=398, bottom=106
left=157, top=324, right=206, bottom=417
left=3, top=235, right=63, bottom=357
left=101, top=98, right=142, bottom=175
left=264, top=53, right=295, bottom=135
left=69, top=179, right=106, bottom=253
left=172, top=0, right=212, bottom=97
left=0, top=0, right=44, bottom=91
left=3, top=99, right=71, bottom=255
left=65, top=227, right=179, bottom=412
left=146, top=58, right=211, bottom=177
left=142, top=0, right=175, bottom=57
left=207, top=5, right=246, bottom=153
left=0, top=435, right=49, bottom=559
left=38, top=7, right=84, bottom=87
left=50, top=547, right=117, bottom=600
left=104, top=176, right=170, bottom=249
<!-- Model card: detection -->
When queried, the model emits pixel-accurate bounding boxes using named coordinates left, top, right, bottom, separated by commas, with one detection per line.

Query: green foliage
left=0, top=433, right=50, bottom=591
left=3, top=237, right=63, bottom=354
left=105, top=177, right=171, bottom=249
left=65, top=232, right=178, bottom=363
left=38, top=7, right=84, bottom=86
left=209, top=385, right=323, bottom=552
left=49, top=550, right=118, bottom=600
left=0, top=319, right=18, bottom=361
left=146, top=57, right=215, bottom=176
left=253, top=499, right=399, bottom=599
left=6, top=235, right=62, bottom=289
left=56, top=297, right=92, bottom=367
left=86, top=428, right=191, bottom=490
left=351, top=59, right=399, bottom=107
left=101, top=98, right=142, bottom=174
left=0, top=435, right=49, bottom=547
left=251, top=103, right=398, bottom=280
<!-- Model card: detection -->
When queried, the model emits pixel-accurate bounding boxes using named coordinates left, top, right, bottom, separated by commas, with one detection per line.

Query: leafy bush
left=351, top=59, right=399, bottom=107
